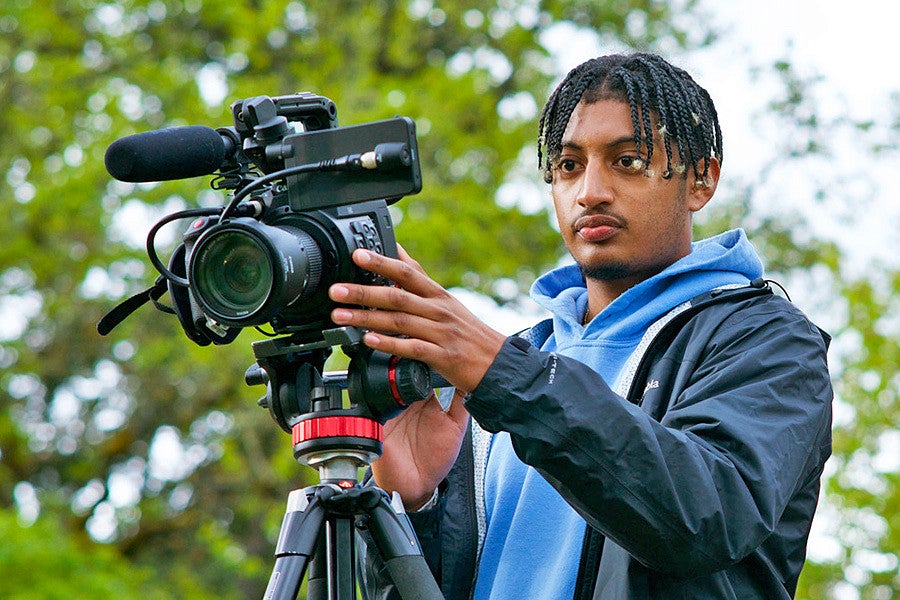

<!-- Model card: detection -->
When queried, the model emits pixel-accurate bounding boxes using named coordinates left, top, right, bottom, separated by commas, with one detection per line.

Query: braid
left=659, top=60, right=712, bottom=178
left=652, top=62, right=697, bottom=177
left=538, top=59, right=602, bottom=182
left=618, top=71, right=644, bottom=163
left=634, top=57, right=675, bottom=176
left=538, top=52, right=723, bottom=183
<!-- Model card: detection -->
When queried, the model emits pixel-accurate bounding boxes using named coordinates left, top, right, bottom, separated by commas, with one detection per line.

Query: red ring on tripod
left=292, top=416, right=383, bottom=445
left=387, top=355, right=407, bottom=406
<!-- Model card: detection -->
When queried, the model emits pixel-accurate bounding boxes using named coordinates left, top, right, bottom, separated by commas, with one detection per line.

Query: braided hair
left=538, top=53, right=723, bottom=184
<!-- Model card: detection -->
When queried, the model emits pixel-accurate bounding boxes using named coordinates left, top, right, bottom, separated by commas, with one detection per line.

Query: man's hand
left=328, top=247, right=506, bottom=394
left=328, top=247, right=506, bottom=508
left=371, top=388, right=469, bottom=510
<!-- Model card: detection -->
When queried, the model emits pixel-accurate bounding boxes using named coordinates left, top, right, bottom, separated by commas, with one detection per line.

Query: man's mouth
left=574, top=214, right=624, bottom=242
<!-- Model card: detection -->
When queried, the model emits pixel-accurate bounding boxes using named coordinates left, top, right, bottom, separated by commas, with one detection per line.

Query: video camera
left=100, top=92, right=420, bottom=346
left=99, top=93, right=439, bottom=430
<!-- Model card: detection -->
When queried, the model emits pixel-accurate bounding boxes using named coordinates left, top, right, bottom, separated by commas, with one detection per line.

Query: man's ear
left=687, top=157, right=720, bottom=212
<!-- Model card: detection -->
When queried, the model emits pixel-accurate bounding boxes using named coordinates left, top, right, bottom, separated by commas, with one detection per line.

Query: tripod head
left=247, top=327, right=438, bottom=482
left=242, top=328, right=447, bottom=600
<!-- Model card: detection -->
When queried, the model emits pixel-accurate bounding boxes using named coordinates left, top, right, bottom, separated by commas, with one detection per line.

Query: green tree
left=695, top=56, right=899, bottom=599
left=0, top=507, right=216, bottom=598
left=752, top=61, right=900, bottom=600
left=0, top=0, right=700, bottom=596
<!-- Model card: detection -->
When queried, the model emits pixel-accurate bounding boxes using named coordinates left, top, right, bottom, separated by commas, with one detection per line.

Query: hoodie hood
left=530, top=228, right=764, bottom=381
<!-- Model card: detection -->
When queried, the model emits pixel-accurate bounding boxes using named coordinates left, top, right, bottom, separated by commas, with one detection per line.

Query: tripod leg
left=306, top=529, right=327, bottom=600
left=262, top=489, right=326, bottom=600
left=308, top=515, right=357, bottom=600
left=332, top=517, right=358, bottom=599
left=363, top=491, right=443, bottom=600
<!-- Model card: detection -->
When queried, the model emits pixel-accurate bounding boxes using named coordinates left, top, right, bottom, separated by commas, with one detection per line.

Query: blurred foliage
left=0, top=507, right=219, bottom=598
left=1, top=0, right=897, bottom=598
left=0, top=0, right=692, bottom=596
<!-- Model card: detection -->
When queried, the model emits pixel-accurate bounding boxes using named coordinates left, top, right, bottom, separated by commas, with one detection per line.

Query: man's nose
left=576, top=163, right=614, bottom=208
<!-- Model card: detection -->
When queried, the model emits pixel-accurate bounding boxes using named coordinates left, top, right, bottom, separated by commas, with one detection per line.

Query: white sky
left=708, top=0, right=899, bottom=118
left=693, top=1, right=899, bottom=273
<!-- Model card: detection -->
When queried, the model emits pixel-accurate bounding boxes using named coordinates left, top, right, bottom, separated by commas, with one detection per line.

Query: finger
left=362, top=329, right=486, bottom=396
left=352, top=249, right=439, bottom=297
left=330, top=282, right=444, bottom=323
left=361, top=330, right=444, bottom=365
left=395, top=244, right=425, bottom=274
left=331, top=303, right=442, bottom=344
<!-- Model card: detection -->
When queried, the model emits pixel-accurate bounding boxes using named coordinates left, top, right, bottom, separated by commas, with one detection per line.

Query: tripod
left=248, top=328, right=444, bottom=600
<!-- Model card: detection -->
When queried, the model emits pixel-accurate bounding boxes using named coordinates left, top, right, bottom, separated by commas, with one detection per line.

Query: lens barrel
left=189, top=218, right=322, bottom=326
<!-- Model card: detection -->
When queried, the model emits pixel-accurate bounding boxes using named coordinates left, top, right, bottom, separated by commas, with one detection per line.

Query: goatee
left=578, top=262, right=631, bottom=282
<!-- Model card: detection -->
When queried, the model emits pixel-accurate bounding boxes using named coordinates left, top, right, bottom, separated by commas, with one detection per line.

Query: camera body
left=156, top=94, right=421, bottom=346
left=178, top=198, right=397, bottom=343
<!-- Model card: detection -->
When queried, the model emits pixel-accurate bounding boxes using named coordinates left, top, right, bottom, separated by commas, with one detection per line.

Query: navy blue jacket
left=362, top=283, right=833, bottom=599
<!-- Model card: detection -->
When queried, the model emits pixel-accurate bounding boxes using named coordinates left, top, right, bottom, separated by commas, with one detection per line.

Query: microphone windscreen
left=105, top=126, right=226, bottom=182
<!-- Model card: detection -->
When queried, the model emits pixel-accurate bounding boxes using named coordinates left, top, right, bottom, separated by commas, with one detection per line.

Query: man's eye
left=555, top=159, right=578, bottom=173
left=618, top=156, right=644, bottom=171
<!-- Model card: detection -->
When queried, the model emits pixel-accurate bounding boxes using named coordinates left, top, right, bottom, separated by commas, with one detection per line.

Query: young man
left=329, top=53, right=833, bottom=599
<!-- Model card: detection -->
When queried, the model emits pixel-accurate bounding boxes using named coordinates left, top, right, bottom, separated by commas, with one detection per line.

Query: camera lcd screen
left=284, top=117, right=422, bottom=210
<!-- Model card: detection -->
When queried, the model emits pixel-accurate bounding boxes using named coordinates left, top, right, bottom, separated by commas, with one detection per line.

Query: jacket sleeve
left=463, top=297, right=833, bottom=576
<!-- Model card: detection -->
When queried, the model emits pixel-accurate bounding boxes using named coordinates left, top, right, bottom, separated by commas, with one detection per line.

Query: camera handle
left=249, top=328, right=444, bottom=600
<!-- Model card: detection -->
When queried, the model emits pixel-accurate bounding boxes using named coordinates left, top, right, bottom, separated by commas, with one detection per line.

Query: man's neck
left=583, top=274, right=646, bottom=323
left=581, top=247, right=693, bottom=323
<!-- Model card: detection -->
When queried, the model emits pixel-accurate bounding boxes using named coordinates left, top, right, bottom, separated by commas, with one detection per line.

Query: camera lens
left=189, top=218, right=322, bottom=326
left=193, top=232, right=273, bottom=318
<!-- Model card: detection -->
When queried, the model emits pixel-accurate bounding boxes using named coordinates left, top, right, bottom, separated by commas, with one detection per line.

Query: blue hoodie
left=472, top=229, right=764, bottom=600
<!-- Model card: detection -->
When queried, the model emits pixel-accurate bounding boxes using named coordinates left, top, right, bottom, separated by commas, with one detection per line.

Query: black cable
left=765, top=279, right=792, bottom=301
left=219, top=145, right=404, bottom=219
left=219, top=161, right=330, bottom=220
left=146, top=207, right=221, bottom=286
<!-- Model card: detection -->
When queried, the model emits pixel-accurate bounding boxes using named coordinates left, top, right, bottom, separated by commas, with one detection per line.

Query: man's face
left=550, top=98, right=716, bottom=286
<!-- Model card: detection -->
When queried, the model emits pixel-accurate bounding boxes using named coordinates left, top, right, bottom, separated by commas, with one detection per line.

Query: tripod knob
left=390, top=356, right=433, bottom=406
left=348, top=349, right=435, bottom=422
left=245, top=363, right=268, bottom=386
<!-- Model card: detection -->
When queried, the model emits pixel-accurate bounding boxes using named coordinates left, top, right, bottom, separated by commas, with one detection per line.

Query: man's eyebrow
left=605, top=135, right=639, bottom=149
left=559, top=135, right=638, bottom=152
left=559, top=140, right=583, bottom=153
